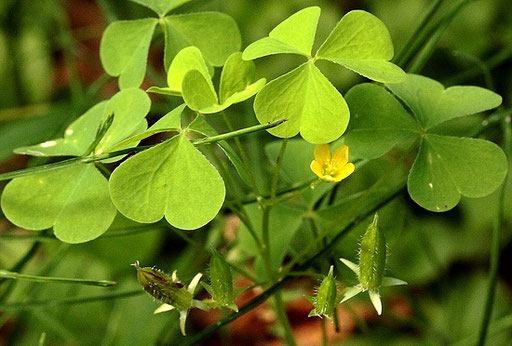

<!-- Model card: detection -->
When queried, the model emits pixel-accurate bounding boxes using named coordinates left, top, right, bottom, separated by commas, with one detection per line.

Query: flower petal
left=340, top=258, right=360, bottom=275
left=369, top=290, right=382, bottom=315
left=331, top=145, right=349, bottom=167
left=340, top=284, right=363, bottom=303
left=310, top=160, right=324, bottom=179
left=332, top=162, right=355, bottom=182
left=179, top=310, right=189, bottom=336
left=314, top=144, right=331, bottom=164
left=154, top=304, right=175, bottom=314
left=188, top=272, right=203, bottom=294
left=381, top=276, right=407, bottom=287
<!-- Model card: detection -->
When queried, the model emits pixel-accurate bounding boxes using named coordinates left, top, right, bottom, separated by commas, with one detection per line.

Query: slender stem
left=476, top=114, right=510, bottom=346
left=394, top=0, right=445, bottom=66
left=270, top=139, right=288, bottom=203
left=193, top=118, right=286, bottom=147
left=0, top=118, right=287, bottom=182
left=446, top=48, right=512, bottom=85
left=321, top=318, right=328, bottom=346
left=221, top=113, right=263, bottom=196
left=0, top=269, right=116, bottom=287
left=0, top=242, right=40, bottom=289
left=0, top=290, right=143, bottom=311
left=407, top=0, right=473, bottom=73
left=183, top=182, right=406, bottom=345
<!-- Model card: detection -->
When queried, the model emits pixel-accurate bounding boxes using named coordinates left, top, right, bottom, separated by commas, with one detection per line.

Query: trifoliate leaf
left=243, top=7, right=320, bottom=59
left=254, top=61, right=349, bottom=143
left=109, top=134, right=225, bottom=230
left=316, top=10, right=405, bottom=83
left=100, top=18, right=158, bottom=89
left=1, top=164, right=116, bottom=243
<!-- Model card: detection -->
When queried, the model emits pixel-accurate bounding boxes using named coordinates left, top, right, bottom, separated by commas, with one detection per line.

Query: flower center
left=321, top=161, right=338, bottom=178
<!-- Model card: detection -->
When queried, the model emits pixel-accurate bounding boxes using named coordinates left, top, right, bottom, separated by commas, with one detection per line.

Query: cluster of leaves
left=0, top=0, right=510, bottom=343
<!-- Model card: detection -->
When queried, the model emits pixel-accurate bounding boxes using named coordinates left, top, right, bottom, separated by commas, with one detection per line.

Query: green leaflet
left=109, top=134, right=226, bottom=230
left=386, top=74, right=502, bottom=129
left=408, top=135, right=508, bottom=212
left=254, top=62, right=349, bottom=144
left=109, top=104, right=185, bottom=151
left=100, top=18, right=158, bottom=89
left=316, top=10, right=405, bottom=83
left=343, top=74, right=507, bottom=212
left=151, top=50, right=265, bottom=114
left=1, top=164, right=116, bottom=243
left=163, top=12, right=241, bottom=68
left=15, top=88, right=150, bottom=157
left=129, top=0, right=192, bottom=17
left=242, top=6, right=320, bottom=59
left=344, top=83, right=421, bottom=159
left=187, top=115, right=251, bottom=186
left=243, top=8, right=403, bottom=143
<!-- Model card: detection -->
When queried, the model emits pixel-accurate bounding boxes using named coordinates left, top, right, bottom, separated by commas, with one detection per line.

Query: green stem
left=0, top=269, right=116, bottom=287
left=0, top=290, right=143, bottom=311
left=394, top=0, right=445, bottom=67
left=0, top=118, right=287, bottom=182
left=221, top=113, right=263, bottom=196
left=476, top=114, right=511, bottom=346
left=183, top=181, right=406, bottom=345
left=270, top=139, right=288, bottom=203
left=445, top=48, right=512, bottom=85
left=407, top=0, right=473, bottom=73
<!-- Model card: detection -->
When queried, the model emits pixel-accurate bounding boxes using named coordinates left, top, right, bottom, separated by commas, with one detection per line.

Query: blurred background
left=0, top=0, right=511, bottom=345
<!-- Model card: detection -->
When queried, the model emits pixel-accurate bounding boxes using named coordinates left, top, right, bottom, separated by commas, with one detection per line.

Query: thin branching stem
left=0, top=269, right=116, bottom=287
left=476, top=114, right=511, bottom=346
left=394, top=0, right=445, bottom=67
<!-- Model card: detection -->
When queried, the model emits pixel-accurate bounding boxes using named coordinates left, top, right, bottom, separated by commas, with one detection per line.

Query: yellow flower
left=310, top=144, right=355, bottom=182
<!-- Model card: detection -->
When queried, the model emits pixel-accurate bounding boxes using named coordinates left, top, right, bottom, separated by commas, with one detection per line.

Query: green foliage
left=1, top=164, right=116, bottom=243
left=149, top=49, right=265, bottom=114
left=109, top=134, right=225, bottom=230
left=129, top=0, right=192, bottom=17
left=100, top=3, right=241, bottom=89
left=15, top=88, right=150, bottom=157
left=100, top=18, right=158, bottom=89
left=244, top=7, right=405, bottom=144
left=344, top=75, right=507, bottom=211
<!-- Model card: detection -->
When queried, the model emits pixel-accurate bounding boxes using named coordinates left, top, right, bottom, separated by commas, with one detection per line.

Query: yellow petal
left=310, top=160, right=324, bottom=179
left=331, top=145, right=349, bottom=167
left=314, top=144, right=331, bottom=164
left=332, top=163, right=355, bottom=182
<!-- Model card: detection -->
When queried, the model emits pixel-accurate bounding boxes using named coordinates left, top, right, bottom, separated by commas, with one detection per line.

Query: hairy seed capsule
left=358, top=214, right=386, bottom=290
left=311, top=266, right=337, bottom=318
left=132, top=262, right=192, bottom=311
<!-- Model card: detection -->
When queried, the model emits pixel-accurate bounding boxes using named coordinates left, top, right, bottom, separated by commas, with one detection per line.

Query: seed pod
left=208, top=252, right=234, bottom=306
left=308, top=266, right=338, bottom=319
left=132, top=261, right=192, bottom=311
left=358, top=214, right=386, bottom=290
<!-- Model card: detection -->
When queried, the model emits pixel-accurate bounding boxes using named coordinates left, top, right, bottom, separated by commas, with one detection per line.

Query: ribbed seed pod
left=358, top=214, right=386, bottom=290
